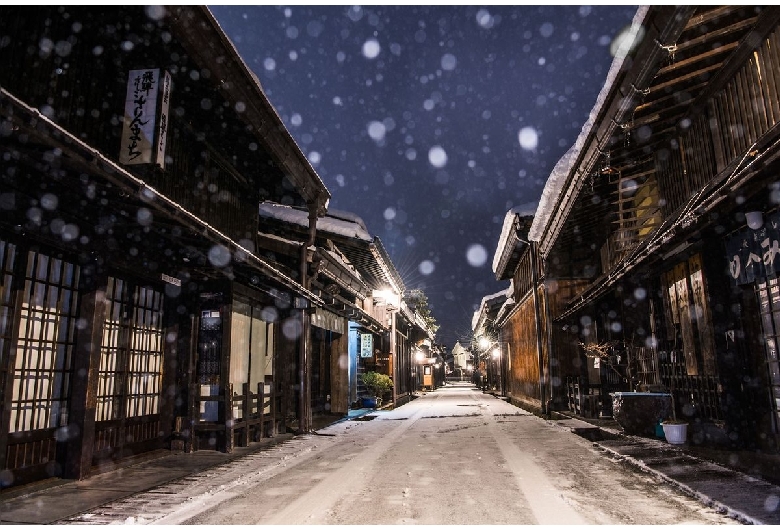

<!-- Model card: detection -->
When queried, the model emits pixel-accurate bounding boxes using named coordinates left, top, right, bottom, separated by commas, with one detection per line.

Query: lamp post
left=476, top=336, right=507, bottom=397
left=415, top=349, right=425, bottom=392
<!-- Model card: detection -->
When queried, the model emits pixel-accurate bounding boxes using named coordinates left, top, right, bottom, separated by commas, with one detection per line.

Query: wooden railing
left=182, top=382, right=277, bottom=453
left=659, top=356, right=722, bottom=422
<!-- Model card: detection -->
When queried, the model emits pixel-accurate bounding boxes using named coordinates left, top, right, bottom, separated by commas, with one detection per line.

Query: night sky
left=209, top=5, right=639, bottom=347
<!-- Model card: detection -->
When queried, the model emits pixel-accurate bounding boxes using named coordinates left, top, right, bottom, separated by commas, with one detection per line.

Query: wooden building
left=472, top=289, right=509, bottom=395
left=257, top=202, right=434, bottom=413
left=488, top=5, right=780, bottom=449
left=0, top=6, right=331, bottom=489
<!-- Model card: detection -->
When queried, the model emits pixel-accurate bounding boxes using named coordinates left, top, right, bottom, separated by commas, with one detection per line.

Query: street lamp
left=475, top=335, right=507, bottom=397
left=414, top=349, right=425, bottom=392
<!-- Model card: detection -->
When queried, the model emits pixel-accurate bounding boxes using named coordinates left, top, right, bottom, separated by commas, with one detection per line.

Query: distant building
left=451, top=342, right=471, bottom=375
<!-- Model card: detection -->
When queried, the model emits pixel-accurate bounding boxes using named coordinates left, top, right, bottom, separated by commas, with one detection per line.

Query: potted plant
left=661, top=357, right=688, bottom=444
left=361, top=371, right=393, bottom=408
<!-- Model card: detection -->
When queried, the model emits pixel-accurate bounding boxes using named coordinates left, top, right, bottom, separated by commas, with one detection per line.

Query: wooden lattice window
left=661, top=254, right=717, bottom=377
left=126, top=285, right=164, bottom=417
left=755, top=278, right=780, bottom=432
left=612, top=164, right=662, bottom=252
left=96, top=277, right=129, bottom=422
left=96, top=279, right=164, bottom=420
left=0, top=240, right=18, bottom=411
left=10, top=251, right=80, bottom=433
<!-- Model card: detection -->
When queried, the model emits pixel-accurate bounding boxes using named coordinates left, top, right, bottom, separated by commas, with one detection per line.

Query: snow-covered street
left=144, top=383, right=734, bottom=525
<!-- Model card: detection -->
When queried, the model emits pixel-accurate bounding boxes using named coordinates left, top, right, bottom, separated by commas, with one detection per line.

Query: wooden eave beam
left=689, top=6, right=780, bottom=115
left=164, top=6, right=330, bottom=215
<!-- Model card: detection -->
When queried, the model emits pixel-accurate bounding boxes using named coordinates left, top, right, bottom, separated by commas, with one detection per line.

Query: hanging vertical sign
left=120, top=68, right=172, bottom=168
left=360, top=333, right=374, bottom=358
left=155, top=70, right=172, bottom=168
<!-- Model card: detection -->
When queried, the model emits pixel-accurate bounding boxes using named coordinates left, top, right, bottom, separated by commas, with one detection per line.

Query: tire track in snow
left=259, top=394, right=441, bottom=525
left=481, top=398, right=587, bottom=525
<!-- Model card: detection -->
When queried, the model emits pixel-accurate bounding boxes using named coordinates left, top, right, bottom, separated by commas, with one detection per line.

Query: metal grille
left=9, top=250, right=79, bottom=433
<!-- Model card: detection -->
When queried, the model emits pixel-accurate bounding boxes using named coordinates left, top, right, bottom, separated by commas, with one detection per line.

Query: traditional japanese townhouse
left=257, top=202, right=423, bottom=415
left=0, top=6, right=330, bottom=489
left=256, top=202, right=384, bottom=426
left=471, top=289, right=510, bottom=395
left=335, top=232, right=425, bottom=409
left=526, top=5, right=780, bottom=449
left=450, top=341, right=471, bottom=380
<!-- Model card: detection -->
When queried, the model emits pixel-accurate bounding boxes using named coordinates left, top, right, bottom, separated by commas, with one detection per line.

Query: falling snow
left=210, top=5, right=639, bottom=344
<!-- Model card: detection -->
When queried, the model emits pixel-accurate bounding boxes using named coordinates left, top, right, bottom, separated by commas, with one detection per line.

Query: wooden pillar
left=160, top=290, right=184, bottom=449
left=330, top=333, right=349, bottom=415
left=239, top=382, right=249, bottom=447
left=64, top=276, right=108, bottom=480
left=0, top=250, right=25, bottom=482
left=187, top=381, right=198, bottom=453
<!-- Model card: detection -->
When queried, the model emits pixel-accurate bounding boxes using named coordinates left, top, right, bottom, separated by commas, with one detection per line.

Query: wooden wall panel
left=503, top=298, right=540, bottom=401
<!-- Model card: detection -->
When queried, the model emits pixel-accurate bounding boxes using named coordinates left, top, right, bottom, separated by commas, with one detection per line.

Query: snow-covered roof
left=492, top=203, right=536, bottom=274
left=259, top=202, right=372, bottom=242
left=527, top=6, right=649, bottom=245
left=471, top=287, right=511, bottom=331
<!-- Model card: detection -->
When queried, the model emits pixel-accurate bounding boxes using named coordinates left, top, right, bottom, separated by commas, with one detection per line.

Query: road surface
left=150, top=383, right=733, bottom=525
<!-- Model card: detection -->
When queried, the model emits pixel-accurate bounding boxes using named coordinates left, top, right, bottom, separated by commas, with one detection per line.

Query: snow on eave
left=471, top=287, right=511, bottom=331
left=193, top=7, right=330, bottom=212
left=495, top=293, right=517, bottom=326
left=259, top=202, right=372, bottom=242
left=527, top=5, right=650, bottom=244
left=492, top=204, right=536, bottom=274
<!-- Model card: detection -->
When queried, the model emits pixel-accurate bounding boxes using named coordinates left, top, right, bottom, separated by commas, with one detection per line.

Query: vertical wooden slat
left=224, top=383, right=234, bottom=454
left=258, top=382, right=265, bottom=440
left=722, top=81, right=738, bottom=161
left=727, top=77, right=744, bottom=156
left=187, top=381, right=197, bottom=453
left=241, top=382, right=250, bottom=447
left=756, top=45, right=778, bottom=126
left=749, top=55, right=770, bottom=134
left=749, top=56, right=769, bottom=137
left=739, top=67, right=758, bottom=148
left=766, top=31, right=780, bottom=123
left=709, top=95, right=728, bottom=173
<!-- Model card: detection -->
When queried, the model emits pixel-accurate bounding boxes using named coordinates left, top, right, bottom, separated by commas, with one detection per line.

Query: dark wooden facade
left=524, top=5, right=780, bottom=449
left=0, top=6, right=330, bottom=490
left=482, top=6, right=780, bottom=448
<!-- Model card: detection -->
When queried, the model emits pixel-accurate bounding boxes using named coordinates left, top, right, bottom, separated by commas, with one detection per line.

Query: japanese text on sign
left=120, top=69, right=159, bottom=165
left=726, top=211, right=780, bottom=285
left=360, top=333, right=374, bottom=358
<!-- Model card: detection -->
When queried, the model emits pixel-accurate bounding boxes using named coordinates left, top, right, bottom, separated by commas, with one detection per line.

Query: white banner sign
left=120, top=69, right=160, bottom=165
left=360, top=333, right=374, bottom=358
